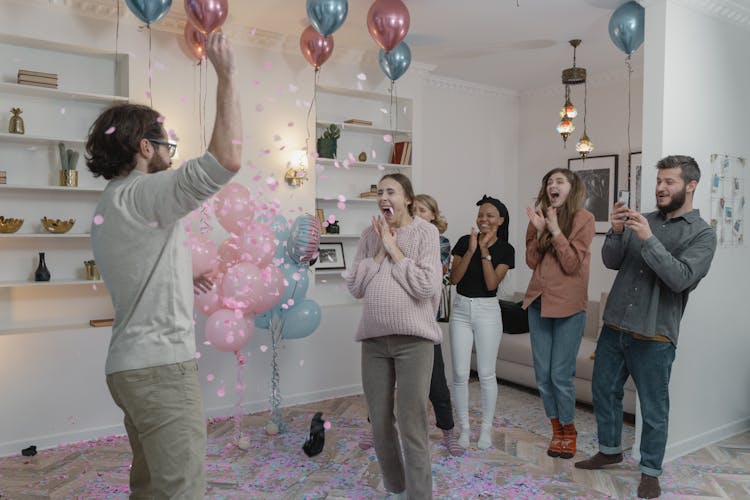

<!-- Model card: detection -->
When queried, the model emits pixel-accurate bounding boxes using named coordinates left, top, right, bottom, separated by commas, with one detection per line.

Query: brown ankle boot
left=637, top=473, right=661, bottom=499
left=547, top=418, right=563, bottom=457
left=574, top=451, right=624, bottom=469
left=560, top=422, right=577, bottom=459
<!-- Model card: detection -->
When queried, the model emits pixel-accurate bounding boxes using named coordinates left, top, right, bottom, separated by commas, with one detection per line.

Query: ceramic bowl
left=41, top=217, right=76, bottom=234
left=0, top=216, right=24, bottom=233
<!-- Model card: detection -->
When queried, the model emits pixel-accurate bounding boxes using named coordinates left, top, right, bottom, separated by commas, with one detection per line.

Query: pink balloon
left=221, top=262, right=285, bottom=315
left=194, top=284, right=222, bottom=316
left=237, top=223, right=276, bottom=268
left=214, top=182, right=254, bottom=235
left=205, top=309, right=253, bottom=353
left=299, top=25, right=334, bottom=69
left=189, top=234, right=218, bottom=278
left=184, top=0, right=228, bottom=35
left=216, top=237, right=241, bottom=273
left=184, top=21, right=206, bottom=62
left=367, top=0, right=410, bottom=52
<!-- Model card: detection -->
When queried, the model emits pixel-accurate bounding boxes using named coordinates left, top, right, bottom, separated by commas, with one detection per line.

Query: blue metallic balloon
left=124, top=0, right=172, bottom=25
left=307, top=0, right=348, bottom=36
left=378, top=42, right=411, bottom=82
left=608, top=1, right=645, bottom=58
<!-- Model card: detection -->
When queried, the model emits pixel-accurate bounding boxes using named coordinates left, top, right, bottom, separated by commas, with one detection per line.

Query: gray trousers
left=361, top=335, right=434, bottom=499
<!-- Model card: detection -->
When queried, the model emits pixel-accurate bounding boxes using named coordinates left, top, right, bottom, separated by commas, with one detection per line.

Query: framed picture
left=315, top=242, right=346, bottom=270
left=629, top=151, right=642, bottom=213
left=568, top=154, right=619, bottom=234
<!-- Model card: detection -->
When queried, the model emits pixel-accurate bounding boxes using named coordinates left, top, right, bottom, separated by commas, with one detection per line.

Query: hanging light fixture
left=557, top=39, right=587, bottom=146
left=576, top=79, right=595, bottom=158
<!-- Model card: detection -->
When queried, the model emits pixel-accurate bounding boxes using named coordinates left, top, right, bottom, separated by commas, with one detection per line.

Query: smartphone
left=617, top=190, right=630, bottom=208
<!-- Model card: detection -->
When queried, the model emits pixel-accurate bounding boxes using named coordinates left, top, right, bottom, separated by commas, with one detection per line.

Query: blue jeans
left=592, top=325, right=676, bottom=477
left=528, top=300, right=586, bottom=425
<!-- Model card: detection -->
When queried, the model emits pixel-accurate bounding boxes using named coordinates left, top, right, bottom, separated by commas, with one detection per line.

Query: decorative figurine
left=358, top=151, right=367, bottom=162
left=8, top=107, right=24, bottom=134
left=58, top=142, right=80, bottom=187
left=34, top=252, right=51, bottom=282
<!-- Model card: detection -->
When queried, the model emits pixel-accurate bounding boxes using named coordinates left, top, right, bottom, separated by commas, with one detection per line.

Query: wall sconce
left=285, top=150, right=308, bottom=187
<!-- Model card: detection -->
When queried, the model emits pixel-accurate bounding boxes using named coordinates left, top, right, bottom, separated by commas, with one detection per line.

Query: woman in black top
left=449, top=195, right=515, bottom=450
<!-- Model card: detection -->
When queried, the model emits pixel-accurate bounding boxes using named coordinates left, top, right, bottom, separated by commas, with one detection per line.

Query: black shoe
left=574, top=451, right=623, bottom=469
left=302, top=412, right=326, bottom=457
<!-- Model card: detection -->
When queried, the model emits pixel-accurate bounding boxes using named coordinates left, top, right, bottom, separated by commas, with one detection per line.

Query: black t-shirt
left=451, top=235, right=515, bottom=298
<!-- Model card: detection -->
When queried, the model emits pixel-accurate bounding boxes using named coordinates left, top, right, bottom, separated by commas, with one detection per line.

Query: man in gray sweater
left=86, top=32, right=242, bottom=498
left=575, top=155, right=716, bottom=499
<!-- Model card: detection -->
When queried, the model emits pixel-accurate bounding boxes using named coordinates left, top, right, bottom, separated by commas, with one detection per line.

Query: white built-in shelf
left=0, top=233, right=90, bottom=238
left=0, top=279, right=104, bottom=288
left=317, top=120, right=411, bottom=137
left=320, top=233, right=360, bottom=239
left=314, top=269, right=346, bottom=276
left=0, top=132, right=85, bottom=146
left=316, top=197, right=378, bottom=204
left=0, top=82, right=128, bottom=104
left=0, top=184, right=103, bottom=193
left=315, top=157, right=411, bottom=170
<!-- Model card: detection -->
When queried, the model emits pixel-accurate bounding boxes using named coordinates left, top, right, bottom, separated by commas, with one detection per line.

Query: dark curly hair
left=85, top=103, right=164, bottom=179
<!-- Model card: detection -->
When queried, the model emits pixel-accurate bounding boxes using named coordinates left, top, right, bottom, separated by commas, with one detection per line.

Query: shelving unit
left=0, top=34, right=127, bottom=332
left=313, top=86, right=414, bottom=306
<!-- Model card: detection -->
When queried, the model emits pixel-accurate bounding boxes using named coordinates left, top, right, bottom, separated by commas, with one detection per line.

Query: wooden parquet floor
left=0, top=381, right=748, bottom=499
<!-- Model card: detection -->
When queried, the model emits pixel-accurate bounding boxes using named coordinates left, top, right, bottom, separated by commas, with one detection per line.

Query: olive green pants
left=106, top=359, right=206, bottom=499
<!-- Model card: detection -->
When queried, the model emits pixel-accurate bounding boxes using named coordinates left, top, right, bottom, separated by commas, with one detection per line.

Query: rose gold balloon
left=367, top=0, right=410, bottom=53
left=184, top=0, right=228, bottom=35
left=184, top=22, right=206, bottom=61
left=299, top=25, right=334, bottom=69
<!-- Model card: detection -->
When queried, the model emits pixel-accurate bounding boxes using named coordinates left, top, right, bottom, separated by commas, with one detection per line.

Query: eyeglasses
left=148, top=139, right=177, bottom=158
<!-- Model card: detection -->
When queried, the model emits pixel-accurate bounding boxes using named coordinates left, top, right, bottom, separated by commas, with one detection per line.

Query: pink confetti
left=263, top=62, right=273, bottom=71
left=156, top=115, right=166, bottom=123
left=372, top=150, right=377, bottom=159
left=260, top=345, right=268, bottom=352
left=337, top=194, right=346, bottom=202
left=348, top=152, right=356, bottom=163
left=250, top=27, right=257, bottom=35
left=287, top=299, right=294, bottom=306
left=357, top=73, right=367, bottom=81
left=383, top=134, right=393, bottom=143
left=379, top=107, right=389, bottom=114
left=231, top=139, right=242, bottom=145
left=292, top=272, right=301, bottom=281
left=288, top=84, right=298, bottom=93
left=195, top=351, right=201, bottom=359
left=255, top=104, right=264, bottom=112
left=207, top=374, right=215, bottom=382
left=59, top=107, right=66, bottom=114
left=93, top=214, right=104, bottom=225
left=299, top=359, right=304, bottom=366
left=273, top=134, right=281, bottom=141
left=179, top=96, right=188, bottom=103
left=287, top=121, right=294, bottom=127
left=328, top=214, right=337, bottom=224
left=217, top=387, right=226, bottom=397
left=323, top=421, right=332, bottom=430
left=337, top=201, right=346, bottom=210
left=104, top=126, right=115, bottom=135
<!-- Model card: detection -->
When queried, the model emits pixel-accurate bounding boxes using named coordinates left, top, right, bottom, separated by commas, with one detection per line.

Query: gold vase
left=59, top=169, right=78, bottom=187
left=84, top=260, right=100, bottom=280
left=8, top=107, right=24, bottom=134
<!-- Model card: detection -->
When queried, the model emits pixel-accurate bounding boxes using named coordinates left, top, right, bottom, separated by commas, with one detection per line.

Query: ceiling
left=175, top=0, right=643, bottom=91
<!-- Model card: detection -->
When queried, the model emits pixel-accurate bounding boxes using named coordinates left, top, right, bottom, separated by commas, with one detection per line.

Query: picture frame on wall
left=629, top=151, right=642, bottom=213
left=315, top=242, right=346, bottom=270
left=568, top=154, right=619, bottom=234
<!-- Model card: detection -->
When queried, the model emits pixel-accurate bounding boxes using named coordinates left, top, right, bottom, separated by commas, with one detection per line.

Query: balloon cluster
left=300, top=0, right=348, bottom=70
left=183, top=0, right=229, bottom=63
left=608, top=1, right=645, bottom=59
left=368, top=0, right=411, bottom=82
left=191, top=182, right=323, bottom=353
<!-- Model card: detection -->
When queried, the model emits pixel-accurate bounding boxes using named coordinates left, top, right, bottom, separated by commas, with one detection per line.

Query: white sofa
left=471, top=292, right=637, bottom=415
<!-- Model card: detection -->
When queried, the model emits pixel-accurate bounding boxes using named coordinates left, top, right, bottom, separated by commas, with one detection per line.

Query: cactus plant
left=58, top=142, right=79, bottom=170
left=317, top=124, right=341, bottom=159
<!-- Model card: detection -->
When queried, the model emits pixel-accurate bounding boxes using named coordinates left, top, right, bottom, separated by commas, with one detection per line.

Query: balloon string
left=202, top=59, right=208, bottom=149
left=626, top=57, right=633, bottom=191
left=269, top=312, right=285, bottom=433
left=306, top=68, right=319, bottom=157
left=233, top=350, right=246, bottom=444
left=148, top=26, right=153, bottom=108
left=389, top=80, right=395, bottom=147
left=114, top=0, right=120, bottom=90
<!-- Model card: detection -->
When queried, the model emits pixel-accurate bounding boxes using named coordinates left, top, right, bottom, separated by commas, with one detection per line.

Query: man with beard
left=575, top=155, right=716, bottom=499
left=86, top=32, right=241, bottom=498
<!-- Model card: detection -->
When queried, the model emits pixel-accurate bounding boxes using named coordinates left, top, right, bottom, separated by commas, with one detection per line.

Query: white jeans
left=449, top=294, right=502, bottom=429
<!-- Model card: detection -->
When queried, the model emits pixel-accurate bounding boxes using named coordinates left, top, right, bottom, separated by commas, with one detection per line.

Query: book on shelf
left=389, top=141, right=412, bottom=165
left=17, top=80, right=58, bottom=89
left=18, top=69, right=58, bottom=79
left=344, top=119, right=373, bottom=126
left=90, top=318, right=113, bottom=327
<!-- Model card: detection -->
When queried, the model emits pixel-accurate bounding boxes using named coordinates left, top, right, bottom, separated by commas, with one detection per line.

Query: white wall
left=642, top=0, right=750, bottom=460
left=0, top=2, right=519, bottom=454
left=517, top=74, right=643, bottom=299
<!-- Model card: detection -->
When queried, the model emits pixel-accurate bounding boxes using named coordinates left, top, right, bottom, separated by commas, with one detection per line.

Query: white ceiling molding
left=640, top=0, right=750, bottom=31
left=423, top=75, right=518, bottom=98
left=520, top=64, right=643, bottom=98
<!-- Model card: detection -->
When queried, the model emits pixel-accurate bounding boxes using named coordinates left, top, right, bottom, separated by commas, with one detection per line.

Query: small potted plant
left=317, top=124, right=340, bottom=159
left=58, top=142, right=80, bottom=187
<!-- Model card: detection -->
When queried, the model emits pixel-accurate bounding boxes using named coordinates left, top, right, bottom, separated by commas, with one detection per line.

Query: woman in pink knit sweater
left=345, top=173, right=442, bottom=500
left=523, top=168, right=595, bottom=460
